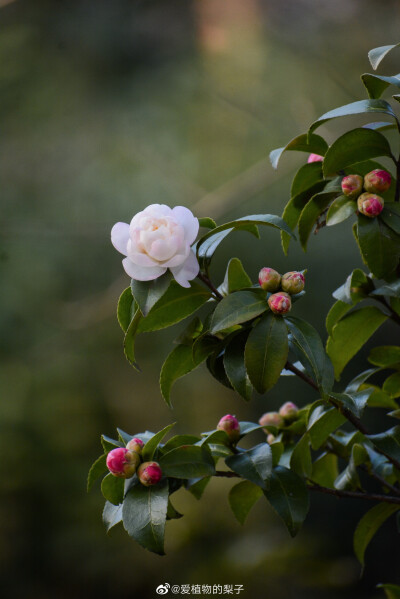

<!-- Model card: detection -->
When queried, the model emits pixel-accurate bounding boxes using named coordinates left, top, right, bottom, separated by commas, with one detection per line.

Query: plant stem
left=215, top=470, right=241, bottom=478
left=197, top=271, right=223, bottom=300
left=307, top=481, right=400, bottom=505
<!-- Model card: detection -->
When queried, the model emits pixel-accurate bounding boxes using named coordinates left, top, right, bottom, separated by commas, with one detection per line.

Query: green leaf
left=161, top=435, right=201, bottom=455
left=223, top=331, right=253, bottom=401
left=175, top=317, right=203, bottom=346
left=160, top=344, right=211, bottom=407
left=130, top=272, right=172, bottom=317
left=327, top=307, right=388, bottom=379
left=263, top=466, right=309, bottom=537
left=354, top=503, right=400, bottom=565
left=307, top=404, right=346, bottom=450
left=362, top=73, right=400, bottom=99
left=346, top=367, right=381, bottom=392
left=368, top=43, right=400, bottom=70
left=326, top=301, right=352, bottom=336
left=357, top=215, right=400, bottom=280
left=117, top=287, right=135, bottom=332
left=103, top=501, right=123, bottom=533
left=383, top=372, right=400, bottom=398
left=210, top=290, right=267, bottom=334
left=330, top=389, right=373, bottom=419
left=198, top=217, right=217, bottom=229
left=364, top=121, right=397, bottom=132
left=196, top=215, right=295, bottom=268
left=290, top=162, right=323, bottom=197
left=290, top=434, right=312, bottom=478
left=326, top=195, right=356, bottom=226
left=142, top=423, right=176, bottom=462
left=206, top=352, right=233, bottom=390
left=281, top=181, right=327, bottom=255
left=228, top=481, right=263, bottom=525
left=377, top=584, right=400, bottom=599
left=221, top=258, right=252, bottom=294
left=371, top=279, right=400, bottom=299
left=270, top=133, right=328, bottom=169
left=323, top=128, right=394, bottom=177
left=286, top=316, right=334, bottom=392
left=87, top=454, right=107, bottom=492
left=369, top=346, right=400, bottom=367
left=137, top=281, right=212, bottom=333
left=332, top=268, right=373, bottom=305
left=166, top=498, right=183, bottom=520
left=298, top=189, right=340, bottom=250
left=123, top=308, right=143, bottom=369
left=334, top=443, right=368, bottom=491
left=309, top=100, right=396, bottom=135
left=101, top=435, right=122, bottom=453
left=159, top=445, right=215, bottom=478
left=101, top=473, right=124, bottom=506
left=368, top=426, right=400, bottom=463
left=122, top=479, right=169, bottom=555
left=310, top=453, right=338, bottom=488
left=238, top=421, right=264, bottom=439
left=381, top=205, right=400, bottom=236
left=186, top=476, right=211, bottom=499
left=244, top=312, right=288, bottom=394
left=226, top=443, right=272, bottom=488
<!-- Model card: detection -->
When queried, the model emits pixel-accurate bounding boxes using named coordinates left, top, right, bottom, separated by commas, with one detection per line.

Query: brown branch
left=197, top=271, right=223, bottom=300
left=308, top=481, right=400, bottom=505
left=215, top=470, right=241, bottom=478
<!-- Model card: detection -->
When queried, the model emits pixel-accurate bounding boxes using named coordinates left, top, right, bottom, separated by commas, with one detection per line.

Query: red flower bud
left=364, top=169, right=391, bottom=193
left=258, top=267, right=281, bottom=292
left=357, top=193, right=384, bottom=218
left=126, top=437, right=144, bottom=454
left=217, top=414, right=240, bottom=441
left=268, top=292, right=291, bottom=315
left=341, top=174, right=363, bottom=198
left=281, top=271, right=305, bottom=295
left=307, top=153, right=323, bottom=163
left=137, top=461, right=163, bottom=486
left=259, top=411, right=284, bottom=431
left=106, top=447, right=141, bottom=478
left=279, top=401, right=299, bottom=421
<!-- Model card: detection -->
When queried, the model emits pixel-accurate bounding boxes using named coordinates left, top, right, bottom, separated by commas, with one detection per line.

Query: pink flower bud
left=279, top=401, right=299, bottom=422
left=137, top=461, right=163, bottom=486
left=268, top=292, right=291, bottom=315
left=266, top=434, right=276, bottom=444
left=357, top=193, right=384, bottom=218
left=341, top=174, right=363, bottom=199
left=126, top=437, right=144, bottom=454
left=364, top=169, right=391, bottom=193
left=217, top=414, right=240, bottom=441
left=259, top=411, right=284, bottom=431
left=281, top=271, right=305, bottom=295
left=307, top=153, right=324, bottom=163
left=258, top=267, right=281, bottom=292
left=106, top=447, right=141, bottom=478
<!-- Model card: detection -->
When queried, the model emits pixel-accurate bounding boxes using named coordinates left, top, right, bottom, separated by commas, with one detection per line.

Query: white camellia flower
left=111, top=204, right=200, bottom=288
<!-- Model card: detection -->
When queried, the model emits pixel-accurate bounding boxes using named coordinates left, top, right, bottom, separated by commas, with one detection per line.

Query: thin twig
left=197, top=271, right=223, bottom=300
left=215, top=470, right=241, bottom=478
left=308, top=481, right=400, bottom=505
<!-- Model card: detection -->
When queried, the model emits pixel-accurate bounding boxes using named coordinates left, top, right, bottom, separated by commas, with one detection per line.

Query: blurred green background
left=1, top=1, right=400, bottom=597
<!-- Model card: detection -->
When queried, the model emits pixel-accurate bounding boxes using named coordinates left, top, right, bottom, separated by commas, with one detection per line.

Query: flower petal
left=170, top=250, right=199, bottom=288
left=127, top=239, right=159, bottom=266
left=122, top=258, right=167, bottom=281
left=161, top=244, right=190, bottom=267
left=111, top=222, right=130, bottom=256
left=172, top=206, right=199, bottom=245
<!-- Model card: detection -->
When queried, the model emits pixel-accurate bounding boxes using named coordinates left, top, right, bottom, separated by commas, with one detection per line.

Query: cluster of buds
left=341, top=169, right=390, bottom=218
left=106, top=437, right=163, bottom=486
left=258, top=267, right=305, bottom=315
left=258, top=402, right=299, bottom=443
left=217, top=414, right=240, bottom=442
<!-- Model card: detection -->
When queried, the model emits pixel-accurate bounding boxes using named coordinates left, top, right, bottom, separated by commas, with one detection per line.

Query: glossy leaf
left=123, top=308, right=143, bottom=369
left=369, top=346, right=400, bottom=367
left=210, top=290, right=267, bottom=334
left=159, top=445, right=215, bottom=478
left=380, top=204, right=400, bottom=236
left=270, top=133, right=328, bottom=169
left=101, top=473, right=124, bottom=506
left=309, top=99, right=396, bottom=135
left=330, top=389, right=374, bottom=419
left=221, top=257, right=252, bottom=294
left=363, top=121, right=397, bottom=131
left=198, top=217, right=217, bottom=229
left=354, top=503, right=400, bottom=565
left=368, top=427, right=400, bottom=463
left=186, top=476, right=211, bottom=500
left=244, top=312, right=289, bottom=394
left=223, top=331, right=253, bottom=400
left=103, top=501, right=123, bottom=533
left=371, top=279, right=400, bottom=299
left=162, top=435, right=201, bottom=453
left=290, top=434, right=312, bottom=478
left=334, top=443, right=367, bottom=491
left=377, top=584, right=400, bottom=599
left=142, top=423, right=176, bottom=462
left=138, top=282, right=212, bottom=333
left=226, top=443, right=273, bottom=489
left=383, top=372, right=400, bottom=398
left=228, top=481, right=263, bottom=525
left=362, top=73, right=400, bottom=99
left=298, top=189, right=340, bottom=250
left=310, top=453, right=338, bottom=488
left=308, top=404, right=346, bottom=450
left=357, top=215, right=400, bottom=280
left=131, top=272, right=172, bottom=317
left=368, top=43, right=400, bottom=70
left=290, top=162, right=323, bottom=197
left=117, top=287, right=135, bottom=332
left=87, top=454, right=107, bottom=492
left=101, top=435, right=122, bottom=453
left=263, top=466, right=309, bottom=537
left=326, top=195, right=356, bottom=226
left=325, top=301, right=352, bottom=336
left=327, top=307, right=388, bottom=379
left=122, top=479, right=169, bottom=555
left=332, top=268, right=373, bottom=305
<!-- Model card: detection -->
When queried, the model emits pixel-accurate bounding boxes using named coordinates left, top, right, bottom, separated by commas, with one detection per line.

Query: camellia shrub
left=88, top=43, right=400, bottom=595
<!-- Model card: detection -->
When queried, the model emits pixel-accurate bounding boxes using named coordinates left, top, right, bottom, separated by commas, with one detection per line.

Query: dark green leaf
left=138, top=281, right=212, bottom=333
left=103, top=501, right=123, bottom=532
left=326, top=301, right=352, bottom=336
left=308, top=404, right=346, bottom=450
left=309, top=100, right=396, bottom=135
left=226, top=443, right=273, bottom=488
left=159, top=445, right=215, bottom=478
left=327, top=307, right=388, bottom=379
left=228, top=481, right=263, bottom=525
left=221, top=257, right=252, bottom=294
left=160, top=343, right=211, bottom=407
left=380, top=205, right=400, bottom=235
left=162, top=435, right=201, bottom=453
left=224, top=332, right=253, bottom=400
left=369, top=346, right=400, bottom=367
left=101, top=473, right=124, bottom=506
left=326, top=195, right=356, bottom=226
left=290, top=162, right=323, bottom=197
left=298, top=189, right=340, bottom=250
left=210, top=290, right=267, bottom=334
left=122, top=479, right=169, bottom=555
left=362, top=73, right=400, bottom=99
left=377, top=583, right=400, bottom=599
left=142, top=423, right=176, bottom=462
left=371, top=280, right=400, bottom=299
left=334, top=443, right=367, bottom=491
left=131, top=272, right=172, bottom=317
left=310, top=453, right=338, bottom=488
left=245, top=312, right=288, bottom=394
left=117, top=287, right=135, bottom=332
left=166, top=498, right=183, bottom=520
left=238, top=421, right=264, bottom=438
left=368, top=426, right=400, bottom=463
left=363, top=121, right=397, bottom=131
left=87, top=454, right=107, bottom=492
left=346, top=367, right=381, bottom=392
left=383, top=372, right=400, bottom=398
left=331, top=389, right=373, bottom=419
left=206, top=352, right=233, bottom=390
left=198, top=217, right=217, bottom=229
left=186, top=476, right=211, bottom=499
left=270, top=133, right=328, bottom=169
left=123, top=308, right=143, bottom=369
left=263, top=466, right=309, bottom=537
left=175, top=317, right=203, bottom=346
left=332, top=268, right=373, bottom=305
left=357, top=215, right=400, bottom=280
left=368, top=43, right=400, bottom=70
left=290, top=434, right=312, bottom=478
left=101, top=435, right=122, bottom=453
left=354, top=503, right=400, bottom=565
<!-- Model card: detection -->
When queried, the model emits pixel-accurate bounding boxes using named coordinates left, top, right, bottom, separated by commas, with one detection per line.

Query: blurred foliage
left=1, top=0, right=400, bottom=597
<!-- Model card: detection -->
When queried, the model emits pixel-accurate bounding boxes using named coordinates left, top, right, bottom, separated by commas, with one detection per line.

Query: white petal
left=172, top=206, right=199, bottom=245
left=170, top=250, right=199, bottom=288
left=111, top=222, right=130, bottom=256
left=122, top=258, right=166, bottom=281
left=127, top=239, right=159, bottom=266
left=142, top=204, right=172, bottom=217
left=161, top=244, right=190, bottom=267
